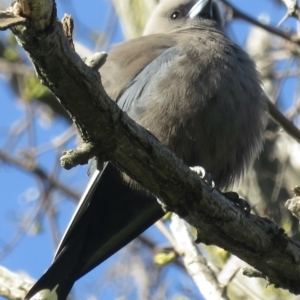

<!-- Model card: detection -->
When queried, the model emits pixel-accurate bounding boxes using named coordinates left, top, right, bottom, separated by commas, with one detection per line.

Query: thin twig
left=0, top=150, right=80, bottom=201
left=221, top=0, right=300, bottom=44
left=267, top=98, right=300, bottom=144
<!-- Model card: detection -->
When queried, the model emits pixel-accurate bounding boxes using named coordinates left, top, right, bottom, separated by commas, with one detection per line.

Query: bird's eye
left=170, top=11, right=181, bottom=20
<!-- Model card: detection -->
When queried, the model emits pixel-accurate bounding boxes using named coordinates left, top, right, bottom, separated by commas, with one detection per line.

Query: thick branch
left=2, top=0, right=300, bottom=295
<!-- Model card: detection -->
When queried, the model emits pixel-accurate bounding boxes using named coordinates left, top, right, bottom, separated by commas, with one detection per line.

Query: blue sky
left=0, top=1, right=297, bottom=299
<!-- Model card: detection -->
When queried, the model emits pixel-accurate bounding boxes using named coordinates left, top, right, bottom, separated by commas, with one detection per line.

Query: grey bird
left=25, top=0, right=266, bottom=299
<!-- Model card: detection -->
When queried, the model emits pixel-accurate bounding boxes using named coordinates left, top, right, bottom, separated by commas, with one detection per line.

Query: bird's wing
left=101, top=34, right=177, bottom=101
left=117, top=46, right=180, bottom=113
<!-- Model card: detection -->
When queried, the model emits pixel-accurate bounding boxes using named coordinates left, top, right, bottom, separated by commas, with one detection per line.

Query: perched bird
left=25, top=0, right=266, bottom=299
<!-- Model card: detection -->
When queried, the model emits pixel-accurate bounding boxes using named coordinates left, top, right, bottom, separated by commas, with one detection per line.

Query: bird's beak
left=188, top=0, right=212, bottom=19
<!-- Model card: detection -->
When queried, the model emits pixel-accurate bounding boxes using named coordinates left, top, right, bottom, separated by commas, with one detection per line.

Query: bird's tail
left=25, top=163, right=164, bottom=300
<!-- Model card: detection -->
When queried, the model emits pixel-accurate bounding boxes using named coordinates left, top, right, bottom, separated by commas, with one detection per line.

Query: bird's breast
left=129, top=36, right=264, bottom=188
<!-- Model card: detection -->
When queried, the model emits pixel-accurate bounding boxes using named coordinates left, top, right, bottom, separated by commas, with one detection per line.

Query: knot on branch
left=285, top=196, right=300, bottom=221
left=243, top=267, right=266, bottom=279
left=82, top=52, right=108, bottom=70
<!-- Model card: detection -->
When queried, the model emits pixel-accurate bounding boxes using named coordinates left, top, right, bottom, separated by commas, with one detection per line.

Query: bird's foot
left=190, top=166, right=215, bottom=189
left=222, top=191, right=251, bottom=216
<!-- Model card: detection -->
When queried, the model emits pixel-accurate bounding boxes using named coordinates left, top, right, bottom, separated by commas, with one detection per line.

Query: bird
left=25, top=0, right=266, bottom=299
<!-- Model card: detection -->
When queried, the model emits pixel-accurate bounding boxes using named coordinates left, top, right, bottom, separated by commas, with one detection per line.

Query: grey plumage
left=25, top=1, right=266, bottom=299
left=102, top=1, right=265, bottom=188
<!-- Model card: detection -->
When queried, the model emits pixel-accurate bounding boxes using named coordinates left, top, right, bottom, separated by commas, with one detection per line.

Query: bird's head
left=143, top=0, right=220, bottom=35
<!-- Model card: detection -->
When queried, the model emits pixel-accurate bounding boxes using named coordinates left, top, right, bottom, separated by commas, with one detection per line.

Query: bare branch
left=0, top=150, right=80, bottom=201
left=278, top=0, right=300, bottom=23
left=267, top=99, right=300, bottom=145
left=170, top=214, right=226, bottom=299
left=221, top=0, right=300, bottom=45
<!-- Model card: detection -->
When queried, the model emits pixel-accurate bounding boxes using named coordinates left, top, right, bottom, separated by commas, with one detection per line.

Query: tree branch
left=221, top=0, right=300, bottom=45
left=169, top=214, right=226, bottom=299
left=0, top=266, right=33, bottom=300
left=267, top=99, right=300, bottom=144
left=0, top=150, right=80, bottom=201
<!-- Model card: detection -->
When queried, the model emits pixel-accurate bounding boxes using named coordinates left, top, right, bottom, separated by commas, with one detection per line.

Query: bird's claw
left=222, top=192, right=251, bottom=216
left=190, top=166, right=215, bottom=189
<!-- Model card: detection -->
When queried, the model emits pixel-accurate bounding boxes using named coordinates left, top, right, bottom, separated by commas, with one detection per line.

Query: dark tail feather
left=25, top=163, right=164, bottom=300
left=24, top=248, right=79, bottom=300
left=75, top=163, right=164, bottom=278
